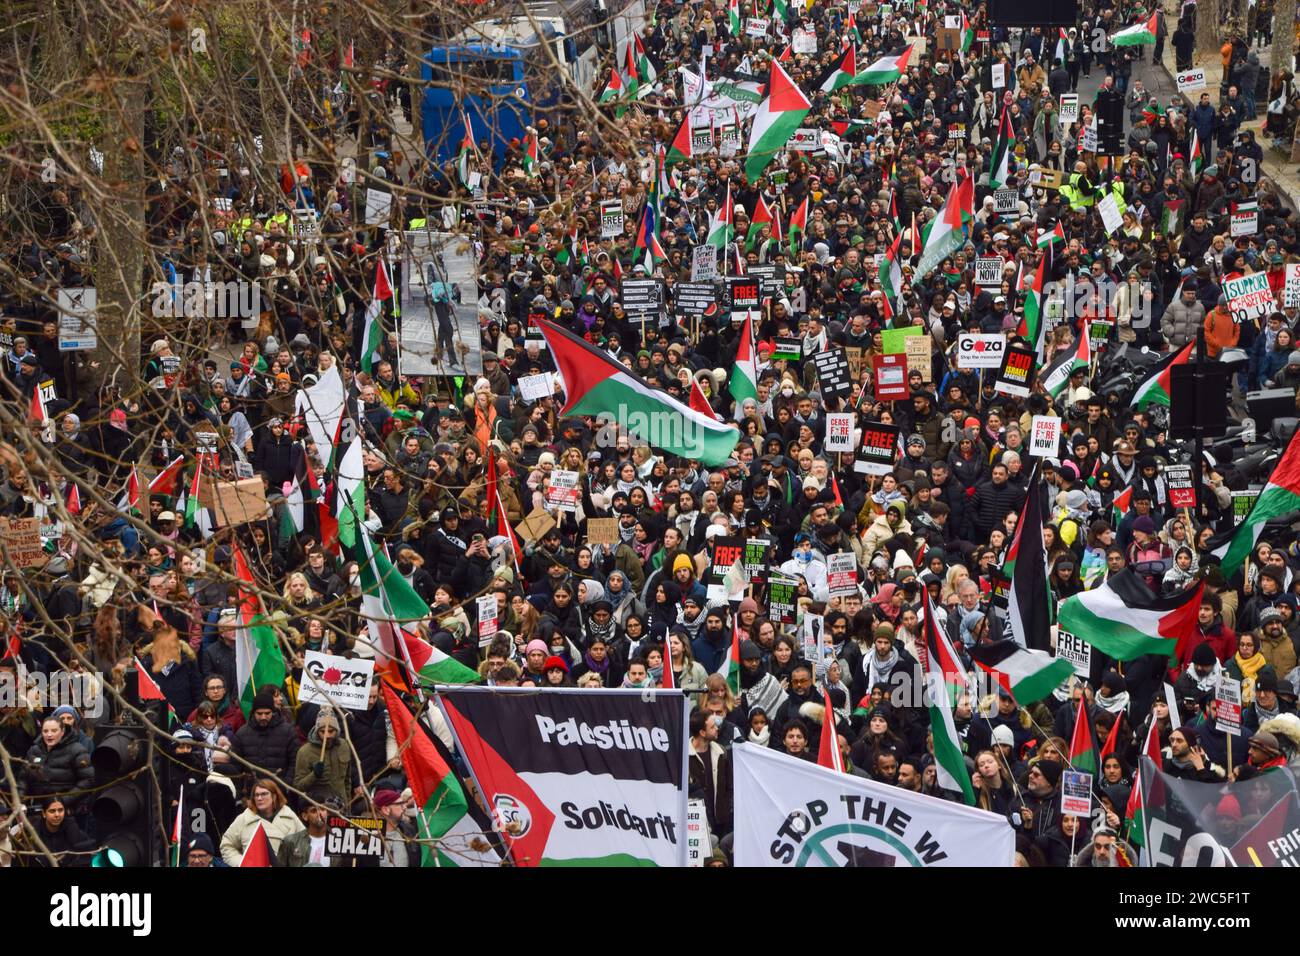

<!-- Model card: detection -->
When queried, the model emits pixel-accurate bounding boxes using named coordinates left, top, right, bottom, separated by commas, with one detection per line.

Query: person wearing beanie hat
left=1247, top=730, right=1287, bottom=768
left=228, top=686, right=301, bottom=785
left=293, top=708, right=355, bottom=805
left=1163, top=724, right=1222, bottom=781
left=1020, top=757, right=1064, bottom=836
left=523, top=639, right=549, bottom=680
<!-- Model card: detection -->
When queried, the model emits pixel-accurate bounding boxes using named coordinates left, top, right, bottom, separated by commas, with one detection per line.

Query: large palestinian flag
left=920, top=592, right=976, bottom=805
left=1213, top=425, right=1300, bottom=574
left=1112, top=11, right=1158, bottom=45
left=988, top=108, right=1014, bottom=190
left=728, top=308, right=759, bottom=413
left=1067, top=691, right=1101, bottom=776
left=233, top=545, right=286, bottom=718
left=970, top=641, right=1074, bottom=705
left=745, top=61, right=811, bottom=183
left=1131, top=341, right=1194, bottom=409
left=913, top=171, right=973, bottom=284
left=1125, top=720, right=1162, bottom=847
left=538, top=318, right=740, bottom=464
left=1003, top=463, right=1052, bottom=651
left=1057, top=569, right=1202, bottom=662
left=855, top=44, right=913, bottom=84
left=1017, top=257, right=1048, bottom=361
left=817, top=45, right=857, bottom=92
left=714, top=621, right=742, bottom=696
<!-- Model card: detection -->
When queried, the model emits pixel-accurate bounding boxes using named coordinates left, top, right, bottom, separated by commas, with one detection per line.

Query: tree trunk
left=1274, top=0, right=1296, bottom=74
left=89, top=76, right=146, bottom=403
left=1197, top=0, right=1222, bottom=58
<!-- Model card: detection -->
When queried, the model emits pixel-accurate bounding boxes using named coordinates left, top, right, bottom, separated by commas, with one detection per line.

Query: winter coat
left=1161, top=297, right=1205, bottom=349
left=23, top=734, right=95, bottom=810
left=277, top=826, right=351, bottom=867
left=230, top=713, right=301, bottom=782
left=294, top=725, right=357, bottom=803
left=688, top=740, right=734, bottom=836
left=969, top=478, right=1026, bottom=543
left=139, top=650, right=204, bottom=717
left=219, top=805, right=305, bottom=865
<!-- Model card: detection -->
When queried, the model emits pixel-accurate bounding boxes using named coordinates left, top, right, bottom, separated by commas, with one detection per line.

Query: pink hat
left=525, top=639, right=549, bottom=656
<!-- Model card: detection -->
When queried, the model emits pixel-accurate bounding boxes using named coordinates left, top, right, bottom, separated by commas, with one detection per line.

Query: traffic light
left=91, top=725, right=157, bottom=867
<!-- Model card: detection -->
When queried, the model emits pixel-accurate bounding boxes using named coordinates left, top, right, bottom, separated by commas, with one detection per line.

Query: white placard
left=1054, top=628, right=1092, bottom=678
left=600, top=199, right=625, bottom=238
left=365, top=187, right=393, bottom=226
left=975, top=257, right=1004, bottom=288
left=789, top=128, right=821, bottom=151
left=824, top=412, right=855, bottom=453
left=746, top=17, right=770, bottom=36
left=477, top=593, right=500, bottom=643
left=1231, top=210, right=1259, bottom=237
left=1080, top=117, right=1098, bottom=152
left=298, top=651, right=375, bottom=711
left=692, top=244, right=718, bottom=281
left=1175, top=68, right=1207, bottom=93
left=547, top=469, right=581, bottom=512
left=1223, top=272, right=1276, bottom=323
left=686, top=798, right=712, bottom=866
left=991, top=62, right=1006, bottom=89
left=793, top=28, right=818, bottom=53
left=827, top=552, right=859, bottom=597
left=518, top=372, right=553, bottom=402
left=1216, top=673, right=1242, bottom=733
left=993, top=189, right=1019, bottom=214
left=56, top=287, right=98, bottom=352
left=1096, top=193, right=1123, bottom=235
left=1058, top=94, right=1079, bottom=125
left=957, top=332, right=1007, bottom=369
left=1028, top=415, right=1063, bottom=456
left=1284, top=264, right=1300, bottom=308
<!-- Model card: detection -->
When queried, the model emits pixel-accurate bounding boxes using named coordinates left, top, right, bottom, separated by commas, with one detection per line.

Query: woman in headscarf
left=604, top=568, right=645, bottom=627
left=542, top=582, right=583, bottom=646
left=646, top=579, right=681, bottom=638
left=870, top=582, right=903, bottom=624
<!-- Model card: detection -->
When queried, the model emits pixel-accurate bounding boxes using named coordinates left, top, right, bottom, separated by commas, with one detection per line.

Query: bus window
left=429, top=56, right=518, bottom=87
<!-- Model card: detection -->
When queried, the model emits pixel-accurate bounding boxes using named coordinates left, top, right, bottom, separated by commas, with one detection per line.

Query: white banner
left=957, top=332, right=1006, bottom=369
left=1029, top=415, right=1063, bottom=457
left=733, top=744, right=1015, bottom=866
left=823, top=412, right=855, bottom=453
left=298, top=651, right=375, bottom=711
left=1175, top=68, right=1207, bottom=93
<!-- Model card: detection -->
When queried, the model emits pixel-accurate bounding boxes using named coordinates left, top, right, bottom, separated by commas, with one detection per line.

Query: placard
left=1060, top=770, right=1093, bottom=817
left=1058, top=94, right=1079, bottom=125
left=621, top=278, right=662, bottom=319
left=792, top=27, right=818, bottom=53
left=298, top=650, right=376, bottom=711
left=729, top=276, right=761, bottom=322
left=707, top=535, right=745, bottom=602
left=1080, top=117, right=1098, bottom=153
left=957, top=332, right=1006, bottom=369
left=586, top=517, right=618, bottom=547
left=365, top=188, right=393, bottom=226
left=845, top=347, right=864, bottom=382
left=516, top=507, right=557, bottom=543
left=881, top=325, right=925, bottom=354
left=771, top=336, right=802, bottom=361
left=1175, top=68, right=1207, bottom=93
left=198, top=476, right=269, bottom=527
left=800, top=613, right=824, bottom=664
left=686, top=798, right=711, bottom=867
left=1215, top=673, right=1242, bottom=733
left=824, top=412, right=855, bottom=453
left=827, top=552, right=858, bottom=597
left=518, top=372, right=554, bottom=403
left=993, top=189, right=1019, bottom=214
left=0, top=518, right=47, bottom=569
left=1223, top=272, right=1275, bottom=324
left=994, top=345, right=1036, bottom=398
left=872, top=352, right=909, bottom=401
left=767, top=574, right=800, bottom=625
left=546, top=470, right=581, bottom=512
left=1165, top=463, right=1196, bottom=510
left=326, top=815, right=384, bottom=857
left=1096, top=193, right=1123, bottom=235
left=904, top=335, right=931, bottom=380
left=812, top=347, right=853, bottom=399
left=855, top=420, right=900, bottom=475
left=1284, top=263, right=1300, bottom=309
left=743, top=536, right=772, bottom=584
left=1231, top=210, right=1259, bottom=237
left=691, top=245, right=718, bottom=281
left=56, top=287, right=98, bottom=351
left=789, top=128, right=821, bottom=151
left=600, top=199, right=625, bottom=238
left=1231, top=489, right=1260, bottom=526
left=690, top=126, right=715, bottom=156
left=747, top=264, right=781, bottom=297
left=975, top=257, right=1004, bottom=288
left=746, top=17, right=770, bottom=36
left=1028, top=415, right=1062, bottom=457
left=991, top=62, right=1006, bottom=89
left=477, top=593, right=500, bottom=643
left=1054, top=628, right=1092, bottom=678
left=675, top=280, right=716, bottom=316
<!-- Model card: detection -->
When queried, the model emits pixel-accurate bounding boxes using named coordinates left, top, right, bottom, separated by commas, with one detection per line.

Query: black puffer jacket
left=24, top=733, right=95, bottom=810
left=969, top=477, right=1026, bottom=543
left=229, top=712, right=301, bottom=783
left=253, top=432, right=295, bottom=488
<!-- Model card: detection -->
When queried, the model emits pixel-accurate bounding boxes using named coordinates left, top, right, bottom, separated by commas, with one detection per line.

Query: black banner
left=994, top=344, right=1036, bottom=398
left=674, top=281, right=717, bottom=318
left=621, top=279, right=662, bottom=321
left=812, top=347, right=853, bottom=400
left=854, top=420, right=900, bottom=475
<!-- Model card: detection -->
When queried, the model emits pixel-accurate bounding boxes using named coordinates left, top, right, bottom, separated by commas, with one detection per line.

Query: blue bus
left=422, top=46, right=531, bottom=168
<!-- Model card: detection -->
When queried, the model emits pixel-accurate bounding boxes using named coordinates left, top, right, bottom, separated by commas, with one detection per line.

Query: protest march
left=4, top=0, right=1300, bottom=893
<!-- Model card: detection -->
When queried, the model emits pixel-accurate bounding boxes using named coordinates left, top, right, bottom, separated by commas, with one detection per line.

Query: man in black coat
left=229, top=691, right=300, bottom=788
left=252, top=418, right=295, bottom=489
left=425, top=507, right=468, bottom=584
left=969, top=462, right=1026, bottom=543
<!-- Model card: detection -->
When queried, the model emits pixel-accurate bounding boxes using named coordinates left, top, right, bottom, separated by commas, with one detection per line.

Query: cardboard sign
left=812, top=348, right=853, bottom=399
left=586, top=517, right=618, bottom=547
left=1165, top=463, right=1196, bottom=510
left=1060, top=770, right=1093, bottom=817
left=298, top=651, right=376, bottom=711
left=845, top=347, right=864, bottom=382
left=904, top=335, right=931, bottom=381
left=767, top=574, right=800, bottom=625
left=600, top=199, right=625, bottom=238
left=994, top=345, right=1036, bottom=398
left=1284, top=264, right=1300, bottom=309
left=477, top=594, right=500, bottom=643
left=957, top=333, right=1006, bottom=369
left=518, top=372, right=554, bottom=403
left=1058, top=94, right=1079, bottom=124
left=516, top=507, right=557, bottom=543
left=993, top=189, right=1019, bottom=214
left=975, top=257, right=1004, bottom=288
left=1054, top=628, right=1092, bottom=678
left=691, top=245, right=718, bottom=281
left=1223, top=272, right=1275, bottom=324
left=1175, top=68, right=1207, bottom=93
left=0, top=518, right=47, bottom=569
left=546, top=470, right=581, bottom=512
left=1216, top=673, right=1243, bottom=733
left=198, top=477, right=269, bottom=527
left=1028, top=415, right=1062, bottom=457
left=326, top=815, right=384, bottom=857
left=827, top=552, right=858, bottom=597
left=855, top=420, right=900, bottom=475
left=872, top=353, right=909, bottom=401
left=824, top=412, right=855, bottom=453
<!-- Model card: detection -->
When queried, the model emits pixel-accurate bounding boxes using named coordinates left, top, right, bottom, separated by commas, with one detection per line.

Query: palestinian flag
left=913, top=170, right=973, bottom=284
left=666, top=114, right=692, bottom=167
left=233, top=545, right=286, bottom=717
left=181, top=456, right=203, bottom=530
left=706, top=180, right=735, bottom=249
left=746, top=194, right=773, bottom=250
left=774, top=0, right=791, bottom=23
left=1161, top=198, right=1185, bottom=237
left=522, top=130, right=539, bottom=176
left=817, top=686, right=845, bottom=772
left=333, top=433, right=366, bottom=552
left=920, top=591, right=976, bottom=804
left=149, top=456, right=187, bottom=498
left=1125, top=720, right=1162, bottom=846
left=787, top=195, right=807, bottom=255
left=855, top=44, right=913, bottom=85
left=238, top=821, right=274, bottom=867
left=818, top=44, right=858, bottom=92
left=134, top=656, right=170, bottom=706
left=30, top=383, right=46, bottom=424
left=359, top=258, right=393, bottom=375
left=728, top=0, right=741, bottom=34
left=744, top=61, right=811, bottom=183
left=1100, top=709, right=1124, bottom=759
left=970, top=642, right=1074, bottom=705
left=633, top=34, right=658, bottom=88
left=1213, top=426, right=1300, bottom=574
left=494, top=487, right=525, bottom=571
left=1188, top=130, right=1203, bottom=176
left=988, top=108, right=1014, bottom=189
left=715, top=621, right=742, bottom=696
left=1017, top=256, right=1047, bottom=354
left=688, top=377, right=717, bottom=421
left=961, top=11, right=975, bottom=52
left=400, top=629, right=480, bottom=688
left=878, top=230, right=904, bottom=309
left=382, top=684, right=501, bottom=866
left=1041, top=325, right=1091, bottom=399
left=1131, top=340, right=1194, bottom=409
left=1141, top=99, right=1167, bottom=126
left=1003, top=463, right=1053, bottom=651
left=359, top=531, right=435, bottom=670
left=539, top=317, right=740, bottom=465
left=171, top=787, right=185, bottom=867
left=1067, top=691, right=1101, bottom=777
left=599, top=66, right=624, bottom=103
left=1057, top=569, right=1203, bottom=662
left=1111, top=484, right=1134, bottom=527
left=65, top=482, right=80, bottom=515
left=1036, top=221, right=1066, bottom=249
left=124, top=466, right=141, bottom=512
left=846, top=9, right=862, bottom=44
left=1112, top=11, right=1158, bottom=46
left=728, top=308, right=759, bottom=411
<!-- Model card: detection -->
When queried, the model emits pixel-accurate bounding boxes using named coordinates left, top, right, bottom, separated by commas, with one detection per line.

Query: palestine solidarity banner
left=439, top=687, right=690, bottom=867
left=732, top=744, right=1014, bottom=867
left=1138, top=756, right=1300, bottom=867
